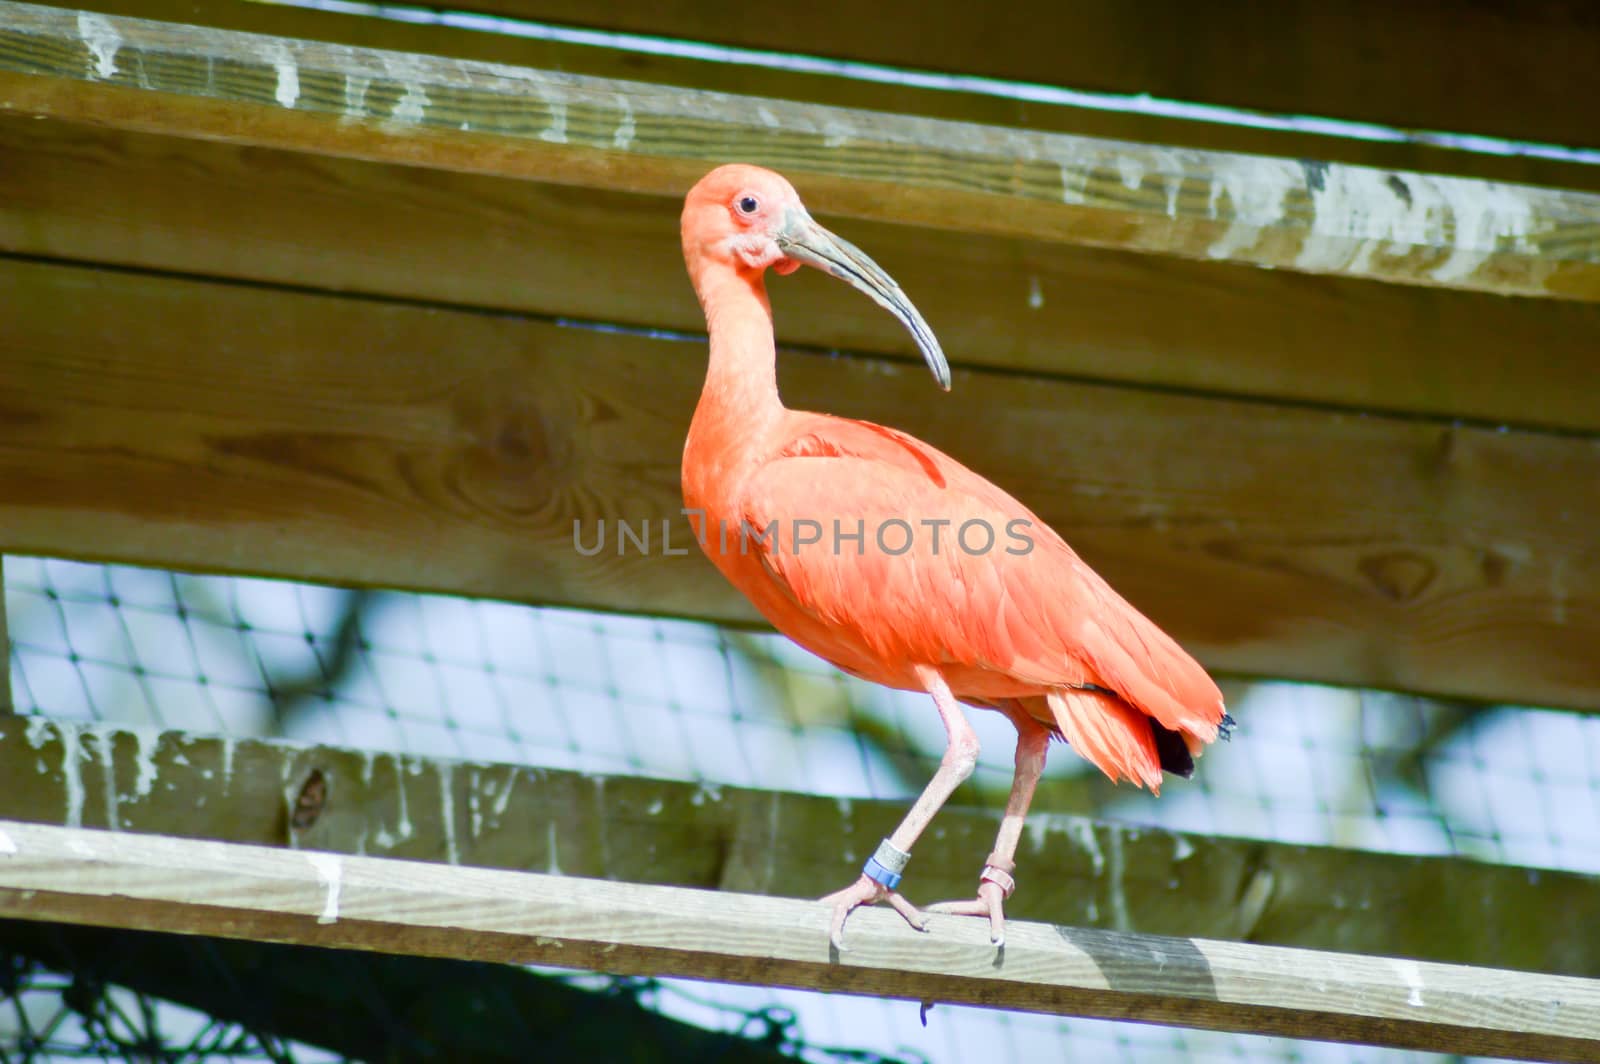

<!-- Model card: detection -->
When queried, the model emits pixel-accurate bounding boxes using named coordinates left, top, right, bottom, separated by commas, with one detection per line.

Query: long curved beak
left=776, top=209, right=951, bottom=391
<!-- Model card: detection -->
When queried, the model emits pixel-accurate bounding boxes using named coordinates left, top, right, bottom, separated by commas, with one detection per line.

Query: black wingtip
left=1219, top=712, right=1237, bottom=742
left=1150, top=719, right=1195, bottom=779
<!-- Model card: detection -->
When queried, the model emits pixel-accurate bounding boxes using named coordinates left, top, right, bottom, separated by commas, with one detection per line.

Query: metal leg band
left=863, top=838, right=911, bottom=890
left=980, top=865, right=1016, bottom=898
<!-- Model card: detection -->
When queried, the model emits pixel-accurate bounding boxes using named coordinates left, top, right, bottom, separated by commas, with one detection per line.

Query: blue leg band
left=862, top=838, right=911, bottom=891
left=862, top=856, right=903, bottom=890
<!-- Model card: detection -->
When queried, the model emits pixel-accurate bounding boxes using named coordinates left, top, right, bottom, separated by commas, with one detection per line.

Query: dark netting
left=7, top=555, right=1596, bottom=1062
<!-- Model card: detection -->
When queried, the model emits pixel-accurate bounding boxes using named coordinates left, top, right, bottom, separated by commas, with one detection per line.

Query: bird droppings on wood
left=5, top=721, right=1600, bottom=975
left=305, top=851, right=343, bottom=924
left=266, top=39, right=297, bottom=109
left=74, top=10, right=119, bottom=79
left=1393, top=958, right=1428, bottom=1008
left=7, top=1, right=1596, bottom=298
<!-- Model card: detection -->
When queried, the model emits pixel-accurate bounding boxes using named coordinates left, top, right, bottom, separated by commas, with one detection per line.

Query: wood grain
left=67, top=0, right=1600, bottom=196
left=1, top=257, right=1598, bottom=708
left=0, top=818, right=1596, bottom=1059
left=2, top=3, right=1599, bottom=300
left=4, top=720, right=1599, bottom=978
left=7, top=117, right=1600, bottom=434
left=454, top=0, right=1600, bottom=155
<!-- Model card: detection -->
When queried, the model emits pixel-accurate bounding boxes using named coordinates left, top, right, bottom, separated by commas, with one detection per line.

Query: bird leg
left=927, top=704, right=1051, bottom=947
left=822, top=665, right=979, bottom=949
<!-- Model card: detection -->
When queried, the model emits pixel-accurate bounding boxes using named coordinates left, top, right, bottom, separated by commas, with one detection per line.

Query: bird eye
left=737, top=195, right=760, bottom=215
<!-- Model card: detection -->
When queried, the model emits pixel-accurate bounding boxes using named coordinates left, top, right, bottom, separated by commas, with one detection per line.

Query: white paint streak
left=77, top=12, right=121, bottom=80
left=438, top=762, right=459, bottom=864
left=25, top=717, right=53, bottom=749
left=491, top=768, right=516, bottom=821
left=536, top=82, right=567, bottom=143
left=1173, top=835, right=1195, bottom=862
left=1107, top=828, right=1130, bottom=932
left=468, top=769, right=483, bottom=838
left=1068, top=818, right=1105, bottom=875
left=546, top=820, right=562, bottom=875
left=1206, top=156, right=1299, bottom=261
left=1394, top=959, right=1427, bottom=1007
left=612, top=95, right=635, bottom=150
left=131, top=729, right=160, bottom=800
left=0, top=829, right=15, bottom=856
left=646, top=798, right=664, bottom=816
left=1115, top=155, right=1144, bottom=191
left=305, top=853, right=343, bottom=924
left=1294, top=165, right=1539, bottom=284
left=691, top=782, right=722, bottom=806
left=394, top=83, right=429, bottom=125
left=1027, top=275, right=1044, bottom=309
left=1431, top=180, right=1535, bottom=284
left=380, top=55, right=431, bottom=126
left=220, top=737, right=236, bottom=795
left=344, top=74, right=372, bottom=117
left=86, top=728, right=118, bottom=830
left=267, top=42, right=300, bottom=109
left=1057, top=161, right=1087, bottom=206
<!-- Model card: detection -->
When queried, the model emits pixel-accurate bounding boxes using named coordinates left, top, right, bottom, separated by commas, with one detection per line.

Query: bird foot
left=820, top=873, right=928, bottom=951
left=927, top=856, right=1015, bottom=946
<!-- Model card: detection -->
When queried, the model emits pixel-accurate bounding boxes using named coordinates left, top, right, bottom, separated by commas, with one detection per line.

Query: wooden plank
left=8, top=118, right=1600, bottom=436
left=64, top=0, right=1600, bottom=197
left=456, top=0, right=1600, bottom=155
left=2, top=257, right=1598, bottom=708
left=0, top=919, right=794, bottom=1063
left=4, top=720, right=1600, bottom=980
left=2, top=4, right=1598, bottom=300
left=0, top=819, right=1596, bottom=1060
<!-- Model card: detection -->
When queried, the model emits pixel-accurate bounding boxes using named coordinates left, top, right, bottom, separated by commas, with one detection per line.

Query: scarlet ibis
left=680, top=165, right=1231, bottom=948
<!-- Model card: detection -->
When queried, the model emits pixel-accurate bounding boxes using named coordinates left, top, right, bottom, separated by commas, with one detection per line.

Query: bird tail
left=1042, top=687, right=1165, bottom=793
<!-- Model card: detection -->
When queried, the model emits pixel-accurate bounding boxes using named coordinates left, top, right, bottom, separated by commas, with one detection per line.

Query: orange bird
left=680, top=165, right=1231, bottom=948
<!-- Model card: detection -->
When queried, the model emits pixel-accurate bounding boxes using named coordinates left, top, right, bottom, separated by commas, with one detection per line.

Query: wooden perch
left=3, top=720, right=1599, bottom=979
left=2, top=2, right=1598, bottom=299
left=0, top=819, right=1595, bottom=1060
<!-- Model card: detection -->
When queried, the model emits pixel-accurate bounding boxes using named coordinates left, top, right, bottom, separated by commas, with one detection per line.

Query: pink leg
left=927, top=702, right=1051, bottom=946
left=821, top=664, right=980, bottom=949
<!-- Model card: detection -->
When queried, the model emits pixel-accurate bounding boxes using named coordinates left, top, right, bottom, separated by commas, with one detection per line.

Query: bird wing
left=742, top=415, right=1223, bottom=739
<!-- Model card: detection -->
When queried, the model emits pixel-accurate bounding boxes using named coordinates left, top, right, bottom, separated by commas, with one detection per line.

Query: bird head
left=683, top=164, right=950, bottom=391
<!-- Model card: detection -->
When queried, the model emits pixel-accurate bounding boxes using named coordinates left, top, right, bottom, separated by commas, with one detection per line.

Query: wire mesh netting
left=5, top=553, right=1600, bottom=1063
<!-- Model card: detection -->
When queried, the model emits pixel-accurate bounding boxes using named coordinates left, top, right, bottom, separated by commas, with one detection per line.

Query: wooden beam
left=8, top=118, right=1600, bottom=436
left=3, top=257, right=1598, bottom=709
left=3, top=721, right=1598, bottom=979
left=452, top=0, right=1600, bottom=156
left=0, top=919, right=794, bottom=1063
left=0, top=560, right=11, bottom=714
left=0, top=819, right=1596, bottom=1060
left=62, top=0, right=1600, bottom=196
left=2, top=3, right=1598, bottom=300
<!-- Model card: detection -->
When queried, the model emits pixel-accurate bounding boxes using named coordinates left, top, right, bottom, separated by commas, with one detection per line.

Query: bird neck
left=692, top=266, right=785, bottom=440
